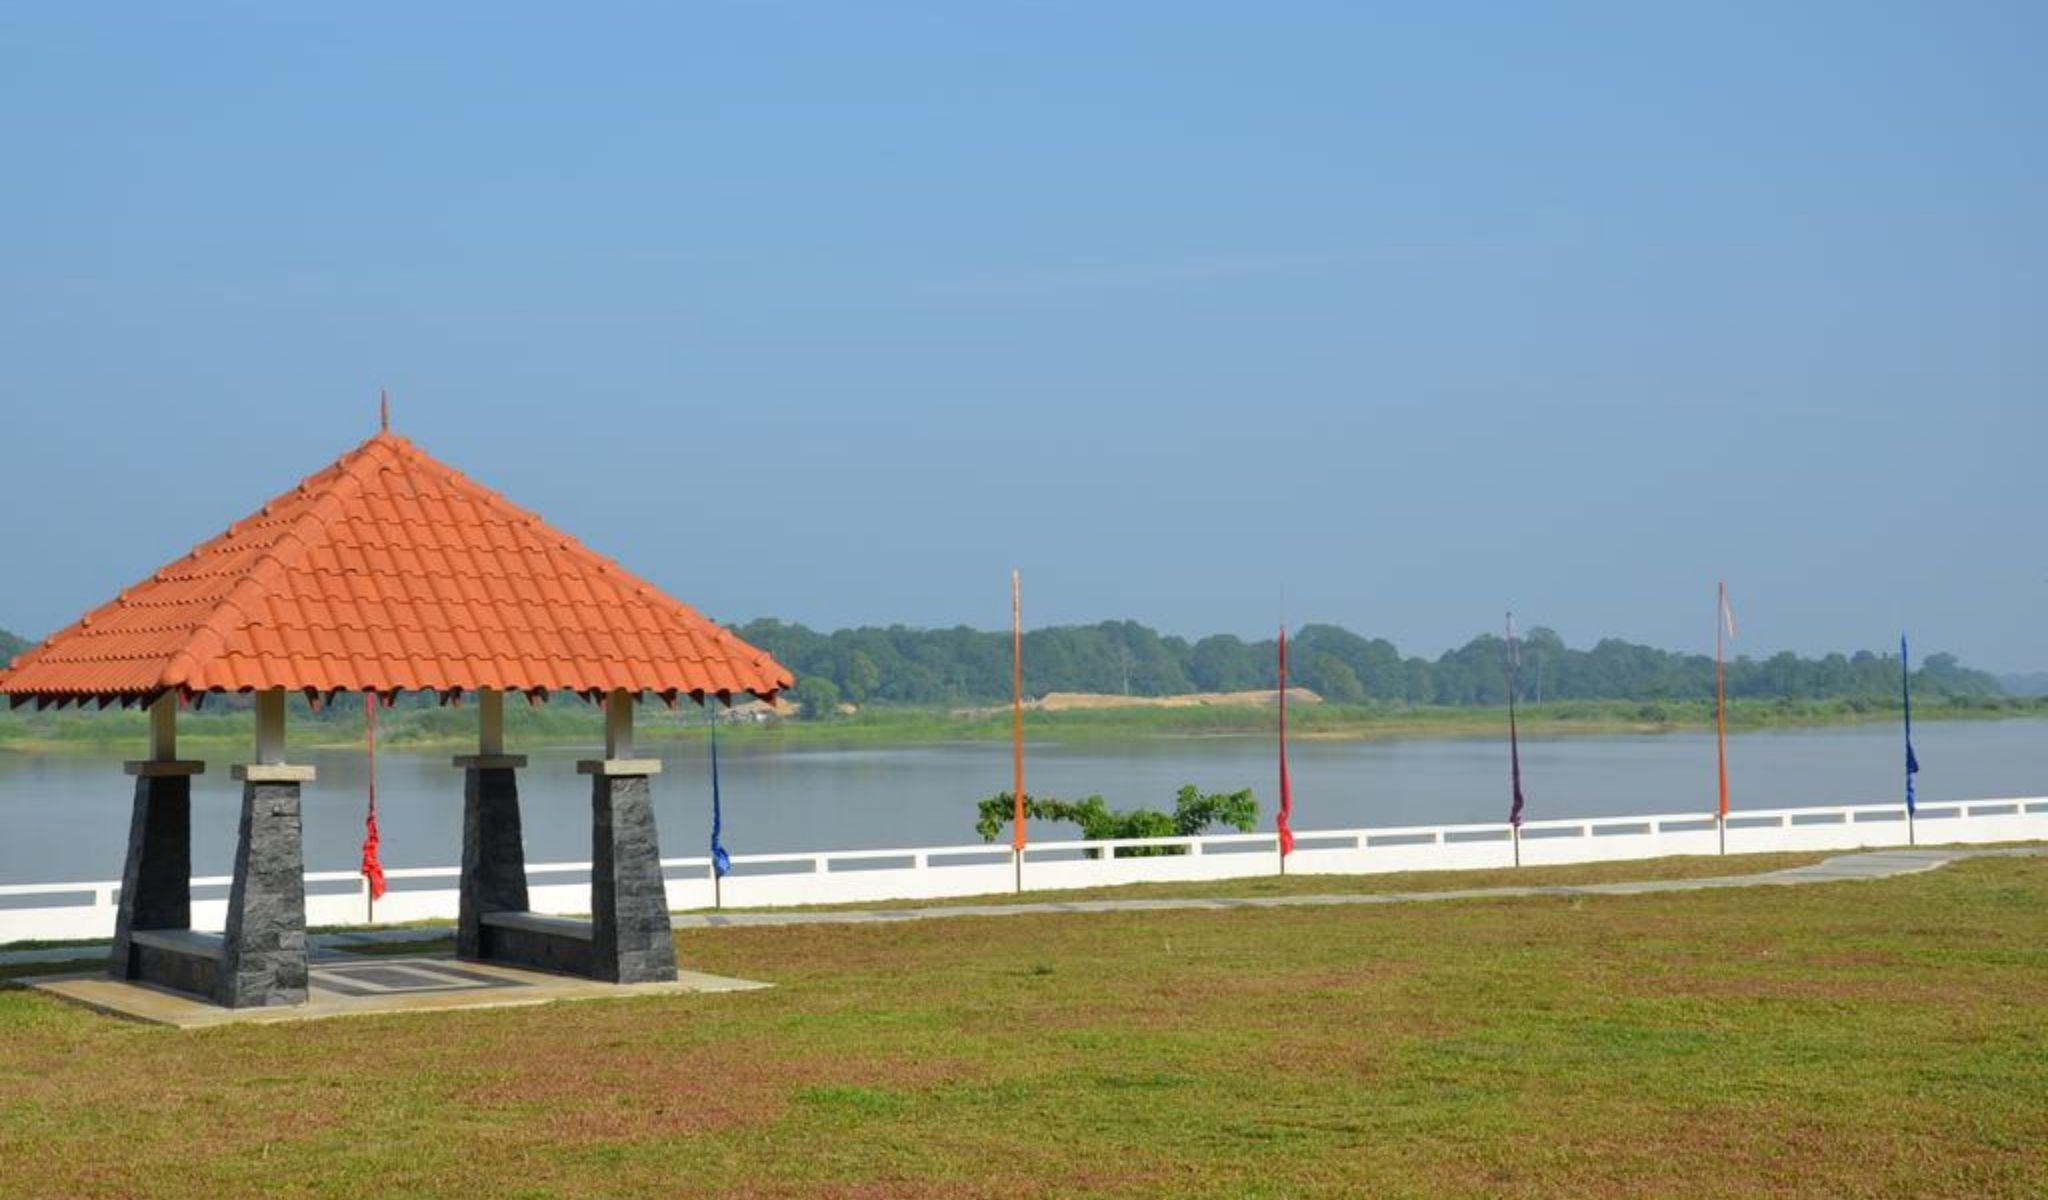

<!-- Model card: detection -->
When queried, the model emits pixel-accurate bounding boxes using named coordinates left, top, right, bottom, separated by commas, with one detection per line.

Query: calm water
left=1, top=719, right=2043, bottom=885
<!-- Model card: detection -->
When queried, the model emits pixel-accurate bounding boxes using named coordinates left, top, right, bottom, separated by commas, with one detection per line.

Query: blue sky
left=2, top=4, right=2042, bottom=671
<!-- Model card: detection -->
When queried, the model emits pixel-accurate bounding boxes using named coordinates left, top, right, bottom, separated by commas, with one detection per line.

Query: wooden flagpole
left=1902, top=633, right=1918, bottom=848
left=1277, top=624, right=1292, bottom=876
left=1012, top=570, right=1025, bottom=894
left=365, top=691, right=378, bottom=922
left=1715, top=582, right=1730, bottom=856
left=1507, top=612, right=1524, bottom=868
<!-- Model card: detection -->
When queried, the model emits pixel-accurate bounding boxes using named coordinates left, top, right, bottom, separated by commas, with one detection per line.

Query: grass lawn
left=1, top=856, right=2044, bottom=1199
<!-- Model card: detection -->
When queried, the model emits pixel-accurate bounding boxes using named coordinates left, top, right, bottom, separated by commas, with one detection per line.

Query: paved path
left=5, top=847, right=2040, bottom=966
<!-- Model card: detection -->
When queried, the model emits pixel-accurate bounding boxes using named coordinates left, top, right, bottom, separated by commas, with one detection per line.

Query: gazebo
left=0, top=421, right=790, bottom=1008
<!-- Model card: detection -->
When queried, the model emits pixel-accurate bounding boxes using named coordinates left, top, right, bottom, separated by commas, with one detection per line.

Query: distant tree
left=1520, top=626, right=1566, bottom=701
left=787, top=676, right=841, bottom=720
left=1188, top=634, right=1264, bottom=692
left=0, top=627, right=29, bottom=665
left=1404, top=658, right=1434, bottom=703
left=1301, top=653, right=1365, bottom=703
left=2001, top=671, right=2048, bottom=699
left=1917, top=652, right=2001, bottom=696
left=841, top=650, right=880, bottom=703
left=1295, top=625, right=1402, bottom=700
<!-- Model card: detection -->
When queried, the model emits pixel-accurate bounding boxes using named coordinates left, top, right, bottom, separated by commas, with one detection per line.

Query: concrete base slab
left=18, top=953, right=769, bottom=1029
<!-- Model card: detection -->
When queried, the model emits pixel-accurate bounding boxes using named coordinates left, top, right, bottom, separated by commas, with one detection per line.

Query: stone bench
left=477, top=910, right=596, bottom=978
left=125, top=928, right=223, bottom=1001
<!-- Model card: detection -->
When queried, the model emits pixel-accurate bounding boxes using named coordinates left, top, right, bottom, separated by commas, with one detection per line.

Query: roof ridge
left=159, top=435, right=391, bottom=689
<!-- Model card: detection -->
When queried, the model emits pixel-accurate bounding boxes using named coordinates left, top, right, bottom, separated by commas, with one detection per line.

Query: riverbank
left=0, top=694, right=2039, bottom=754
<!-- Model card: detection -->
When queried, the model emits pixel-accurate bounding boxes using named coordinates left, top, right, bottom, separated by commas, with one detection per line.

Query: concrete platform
left=19, top=953, right=769, bottom=1029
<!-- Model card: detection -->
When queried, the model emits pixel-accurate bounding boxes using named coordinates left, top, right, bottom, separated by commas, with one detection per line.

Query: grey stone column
left=579, top=761, right=678, bottom=984
left=110, top=762, right=202, bottom=977
left=217, top=767, right=313, bottom=1008
left=456, top=755, right=531, bottom=959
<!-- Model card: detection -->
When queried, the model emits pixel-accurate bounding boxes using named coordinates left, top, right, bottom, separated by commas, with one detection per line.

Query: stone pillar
left=578, top=759, right=678, bottom=984
left=110, top=761, right=203, bottom=977
left=455, top=754, right=531, bottom=959
left=218, top=765, right=314, bottom=1007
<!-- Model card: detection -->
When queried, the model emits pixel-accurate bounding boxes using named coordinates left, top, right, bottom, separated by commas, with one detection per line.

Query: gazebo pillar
left=576, top=690, right=678, bottom=984
left=456, top=688, right=531, bottom=960
left=111, top=694, right=205, bottom=985
left=221, top=687, right=313, bottom=1008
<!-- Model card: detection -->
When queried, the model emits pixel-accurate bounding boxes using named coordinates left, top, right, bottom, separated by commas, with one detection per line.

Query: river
left=0, top=718, right=2043, bottom=885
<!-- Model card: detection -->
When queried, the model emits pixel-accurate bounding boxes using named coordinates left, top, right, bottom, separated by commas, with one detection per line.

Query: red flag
left=361, top=692, right=386, bottom=902
left=1277, top=625, right=1295, bottom=857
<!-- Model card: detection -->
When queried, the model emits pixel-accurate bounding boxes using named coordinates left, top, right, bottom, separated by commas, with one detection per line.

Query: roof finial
left=379, top=388, right=390, bottom=433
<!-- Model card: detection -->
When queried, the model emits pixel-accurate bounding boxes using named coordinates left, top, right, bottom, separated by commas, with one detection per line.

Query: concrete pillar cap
left=576, top=758, right=663, bottom=777
left=453, top=754, right=530, bottom=770
left=231, top=763, right=317, bottom=783
left=124, top=760, right=206, bottom=777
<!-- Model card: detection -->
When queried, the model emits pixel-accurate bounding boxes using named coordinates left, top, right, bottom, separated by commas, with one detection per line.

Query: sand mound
left=1031, top=687, right=1321, bottom=712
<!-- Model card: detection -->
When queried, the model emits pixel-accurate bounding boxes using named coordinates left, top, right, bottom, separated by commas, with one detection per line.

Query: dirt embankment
left=956, top=687, right=1321, bottom=716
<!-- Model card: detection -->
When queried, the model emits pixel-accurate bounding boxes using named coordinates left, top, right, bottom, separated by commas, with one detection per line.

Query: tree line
left=733, top=618, right=2007, bottom=712
left=0, top=619, right=2007, bottom=711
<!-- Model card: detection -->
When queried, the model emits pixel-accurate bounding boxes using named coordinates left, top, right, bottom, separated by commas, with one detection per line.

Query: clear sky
left=2, top=4, right=2042, bottom=672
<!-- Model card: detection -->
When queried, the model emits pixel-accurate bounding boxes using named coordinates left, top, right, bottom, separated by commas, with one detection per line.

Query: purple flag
left=1506, top=613, right=1526, bottom=828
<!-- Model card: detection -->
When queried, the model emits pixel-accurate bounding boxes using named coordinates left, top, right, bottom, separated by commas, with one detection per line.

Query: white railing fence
left=4, top=797, right=2043, bottom=944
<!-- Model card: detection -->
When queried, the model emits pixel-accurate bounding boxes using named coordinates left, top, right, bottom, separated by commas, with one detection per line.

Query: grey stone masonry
left=458, top=764, right=532, bottom=960
left=590, top=772, right=678, bottom=984
left=110, top=773, right=193, bottom=978
left=216, top=780, right=309, bottom=1007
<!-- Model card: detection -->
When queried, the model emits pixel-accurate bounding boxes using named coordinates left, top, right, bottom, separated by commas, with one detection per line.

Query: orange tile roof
left=0, top=431, right=791, bottom=706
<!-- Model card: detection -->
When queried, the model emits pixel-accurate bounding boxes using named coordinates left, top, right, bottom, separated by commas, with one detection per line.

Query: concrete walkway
left=5, top=847, right=2039, bottom=967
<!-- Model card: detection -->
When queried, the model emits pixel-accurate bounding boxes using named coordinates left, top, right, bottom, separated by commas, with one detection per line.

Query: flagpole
left=1506, top=612, right=1525, bottom=868
left=1012, top=570, right=1025, bottom=895
left=1902, top=633, right=1918, bottom=848
left=710, top=700, right=728, bottom=909
left=364, top=691, right=378, bottom=923
left=1715, top=582, right=1729, bottom=856
left=1277, top=623, right=1293, bottom=876
left=713, top=744, right=724, bottom=910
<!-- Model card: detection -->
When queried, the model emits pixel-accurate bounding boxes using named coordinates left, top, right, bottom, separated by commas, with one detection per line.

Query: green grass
left=2, top=856, right=2045, bottom=1197
left=1, top=693, right=2042, bottom=754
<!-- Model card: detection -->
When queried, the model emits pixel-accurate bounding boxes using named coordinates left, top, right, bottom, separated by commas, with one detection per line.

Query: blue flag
left=1901, top=634, right=1920, bottom=815
left=710, top=706, right=731, bottom=877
